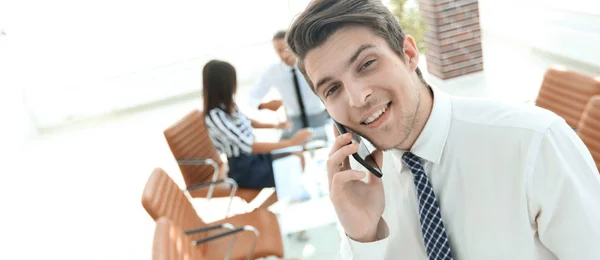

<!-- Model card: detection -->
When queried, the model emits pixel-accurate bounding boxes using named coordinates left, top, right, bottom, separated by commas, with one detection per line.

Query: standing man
left=247, top=30, right=330, bottom=140
left=286, top=0, right=600, bottom=259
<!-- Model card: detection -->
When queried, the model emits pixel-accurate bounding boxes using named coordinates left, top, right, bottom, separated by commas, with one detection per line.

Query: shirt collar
left=279, top=61, right=296, bottom=71
left=402, top=86, right=452, bottom=164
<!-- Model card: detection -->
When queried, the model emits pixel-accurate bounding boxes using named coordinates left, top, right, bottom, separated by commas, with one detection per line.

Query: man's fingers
left=330, top=170, right=367, bottom=191
left=329, top=133, right=353, bottom=157
left=326, top=132, right=358, bottom=184
left=327, top=141, right=358, bottom=172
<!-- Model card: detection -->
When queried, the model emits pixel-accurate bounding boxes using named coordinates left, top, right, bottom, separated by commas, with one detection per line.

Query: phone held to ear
left=334, top=121, right=383, bottom=178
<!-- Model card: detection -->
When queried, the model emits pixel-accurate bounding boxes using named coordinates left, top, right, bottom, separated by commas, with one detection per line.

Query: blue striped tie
left=402, top=152, right=453, bottom=260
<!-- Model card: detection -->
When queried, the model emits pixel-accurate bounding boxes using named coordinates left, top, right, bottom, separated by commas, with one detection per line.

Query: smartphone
left=333, top=121, right=383, bottom=178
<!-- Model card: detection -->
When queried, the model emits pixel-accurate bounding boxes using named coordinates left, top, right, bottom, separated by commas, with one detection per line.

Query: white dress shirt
left=339, top=87, right=600, bottom=259
left=247, top=62, right=325, bottom=117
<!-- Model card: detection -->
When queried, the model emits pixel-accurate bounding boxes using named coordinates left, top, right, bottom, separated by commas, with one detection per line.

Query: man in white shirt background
left=285, top=0, right=600, bottom=259
left=247, top=30, right=331, bottom=141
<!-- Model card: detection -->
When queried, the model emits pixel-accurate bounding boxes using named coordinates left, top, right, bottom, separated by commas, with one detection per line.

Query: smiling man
left=286, top=0, right=600, bottom=259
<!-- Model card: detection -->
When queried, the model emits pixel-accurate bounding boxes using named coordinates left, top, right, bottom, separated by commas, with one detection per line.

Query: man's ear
left=402, top=35, right=419, bottom=72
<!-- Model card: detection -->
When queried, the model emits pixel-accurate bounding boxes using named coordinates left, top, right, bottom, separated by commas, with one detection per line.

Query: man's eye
left=360, top=60, right=375, bottom=71
left=325, top=84, right=340, bottom=97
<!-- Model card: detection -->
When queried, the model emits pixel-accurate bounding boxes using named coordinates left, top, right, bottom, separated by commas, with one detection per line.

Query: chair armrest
left=186, top=178, right=235, bottom=191
left=177, top=158, right=218, bottom=166
left=192, top=225, right=260, bottom=260
left=185, top=223, right=234, bottom=236
left=186, top=178, right=238, bottom=219
left=177, top=158, right=219, bottom=200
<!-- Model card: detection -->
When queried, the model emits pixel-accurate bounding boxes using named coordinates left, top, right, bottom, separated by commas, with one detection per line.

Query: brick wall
left=419, top=0, right=484, bottom=80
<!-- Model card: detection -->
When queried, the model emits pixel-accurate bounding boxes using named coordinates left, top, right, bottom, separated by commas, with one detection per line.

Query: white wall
left=1, top=0, right=313, bottom=130
left=479, top=0, right=600, bottom=74
left=0, top=15, right=39, bottom=143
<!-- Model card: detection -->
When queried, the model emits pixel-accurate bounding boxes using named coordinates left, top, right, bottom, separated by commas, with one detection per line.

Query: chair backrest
left=164, top=109, right=226, bottom=187
left=535, top=67, right=600, bottom=128
left=142, top=168, right=207, bottom=237
left=577, top=96, right=600, bottom=171
left=152, top=217, right=204, bottom=260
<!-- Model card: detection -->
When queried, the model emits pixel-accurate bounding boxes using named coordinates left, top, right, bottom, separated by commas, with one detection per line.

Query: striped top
left=205, top=107, right=255, bottom=158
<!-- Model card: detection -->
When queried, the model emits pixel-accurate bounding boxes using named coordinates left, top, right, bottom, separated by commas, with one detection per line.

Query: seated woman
left=202, top=59, right=312, bottom=193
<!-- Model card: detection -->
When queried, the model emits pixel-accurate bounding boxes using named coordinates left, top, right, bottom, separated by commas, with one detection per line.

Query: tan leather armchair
left=152, top=216, right=260, bottom=260
left=163, top=109, right=262, bottom=206
left=535, top=67, right=600, bottom=128
left=142, top=168, right=285, bottom=260
left=152, top=216, right=204, bottom=260
left=577, top=96, right=600, bottom=172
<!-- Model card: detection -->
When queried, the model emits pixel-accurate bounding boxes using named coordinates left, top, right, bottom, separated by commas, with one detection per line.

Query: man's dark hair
left=202, top=59, right=238, bottom=115
left=286, top=0, right=425, bottom=90
left=273, top=30, right=287, bottom=41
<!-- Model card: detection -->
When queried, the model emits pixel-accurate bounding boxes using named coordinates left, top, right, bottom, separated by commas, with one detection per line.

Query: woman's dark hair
left=202, top=59, right=237, bottom=115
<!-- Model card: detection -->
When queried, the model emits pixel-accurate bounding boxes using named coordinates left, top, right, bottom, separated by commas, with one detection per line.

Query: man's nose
left=345, top=81, right=372, bottom=108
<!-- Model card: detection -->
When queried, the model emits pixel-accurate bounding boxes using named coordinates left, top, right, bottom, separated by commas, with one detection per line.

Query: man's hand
left=258, top=100, right=283, bottom=111
left=327, top=132, right=385, bottom=242
left=289, top=129, right=313, bottom=146
left=276, top=121, right=293, bottom=130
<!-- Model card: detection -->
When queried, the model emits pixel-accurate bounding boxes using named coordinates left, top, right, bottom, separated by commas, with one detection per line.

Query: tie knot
left=402, top=152, right=422, bottom=169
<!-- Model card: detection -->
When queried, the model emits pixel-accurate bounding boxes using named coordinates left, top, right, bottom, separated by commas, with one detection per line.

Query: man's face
left=273, top=38, right=297, bottom=67
left=304, top=26, right=422, bottom=150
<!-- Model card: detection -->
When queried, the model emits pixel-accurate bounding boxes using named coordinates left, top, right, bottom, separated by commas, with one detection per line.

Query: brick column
left=419, top=0, right=484, bottom=80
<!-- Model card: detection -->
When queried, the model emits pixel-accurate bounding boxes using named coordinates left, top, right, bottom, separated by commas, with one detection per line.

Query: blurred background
left=0, top=0, right=599, bottom=259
